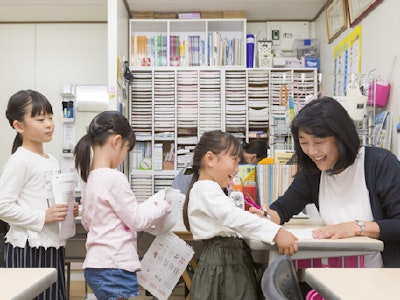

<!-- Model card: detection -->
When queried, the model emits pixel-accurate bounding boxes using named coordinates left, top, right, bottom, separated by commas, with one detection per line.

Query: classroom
left=0, top=0, right=399, bottom=299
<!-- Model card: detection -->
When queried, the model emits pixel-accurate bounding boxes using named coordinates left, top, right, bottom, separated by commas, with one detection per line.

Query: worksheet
left=52, top=172, right=76, bottom=240
left=288, top=228, right=314, bottom=239
left=138, top=232, right=194, bottom=300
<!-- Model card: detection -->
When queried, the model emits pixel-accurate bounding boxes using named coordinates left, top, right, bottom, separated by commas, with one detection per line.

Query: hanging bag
left=343, top=82, right=368, bottom=121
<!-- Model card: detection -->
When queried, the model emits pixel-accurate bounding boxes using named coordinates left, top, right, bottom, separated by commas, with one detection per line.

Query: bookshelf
left=128, top=67, right=318, bottom=201
left=129, top=19, right=247, bottom=68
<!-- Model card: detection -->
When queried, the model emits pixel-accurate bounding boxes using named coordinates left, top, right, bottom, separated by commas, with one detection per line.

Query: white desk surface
left=0, top=268, right=57, bottom=300
left=246, top=218, right=384, bottom=263
left=304, top=268, right=400, bottom=300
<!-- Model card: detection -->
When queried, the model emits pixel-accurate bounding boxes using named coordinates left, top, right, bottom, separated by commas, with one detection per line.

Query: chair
left=261, top=255, right=303, bottom=300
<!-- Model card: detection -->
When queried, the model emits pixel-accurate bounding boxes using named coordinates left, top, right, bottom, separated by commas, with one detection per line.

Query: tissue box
left=304, top=57, right=319, bottom=68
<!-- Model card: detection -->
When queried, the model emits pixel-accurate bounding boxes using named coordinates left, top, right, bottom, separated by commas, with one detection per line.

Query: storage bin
left=368, top=83, right=391, bottom=107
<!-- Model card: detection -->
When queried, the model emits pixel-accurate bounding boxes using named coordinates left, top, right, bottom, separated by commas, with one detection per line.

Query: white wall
left=0, top=23, right=107, bottom=169
left=1, top=0, right=399, bottom=171
left=315, top=0, right=399, bottom=156
left=107, top=0, right=130, bottom=112
left=247, top=21, right=310, bottom=51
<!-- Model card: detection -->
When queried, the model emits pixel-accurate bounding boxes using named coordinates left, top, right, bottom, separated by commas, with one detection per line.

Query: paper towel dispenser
left=75, top=84, right=108, bottom=112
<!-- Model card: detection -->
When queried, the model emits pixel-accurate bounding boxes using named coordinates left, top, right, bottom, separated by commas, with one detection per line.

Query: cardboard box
left=201, top=11, right=223, bottom=19
left=163, top=161, right=174, bottom=170
left=130, top=11, right=154, bottom=19
left=154, top=12, right=177, bottom=19
left=223, top=11, right=246, bottom=18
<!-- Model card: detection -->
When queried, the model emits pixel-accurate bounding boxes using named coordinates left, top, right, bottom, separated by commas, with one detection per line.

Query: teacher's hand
left=312, top=222, right=359, bottom=239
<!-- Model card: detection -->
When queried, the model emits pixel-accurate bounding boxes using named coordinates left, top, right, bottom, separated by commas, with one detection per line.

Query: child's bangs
left=30, top=93, right=53, bottom=116
left=225, top=137, right=243, bottom=158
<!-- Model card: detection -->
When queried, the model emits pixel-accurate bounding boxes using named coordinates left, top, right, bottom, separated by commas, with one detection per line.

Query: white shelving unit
left=128, top=67, right=318, bottom=201
left=129, top=18, right=247, bottom=68
left=59, top=84, right=77, bottom=173
left=128, top=18, right=318, bottom=201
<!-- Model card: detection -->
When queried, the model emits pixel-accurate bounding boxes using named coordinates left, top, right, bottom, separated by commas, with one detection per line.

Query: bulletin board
left=333, top=25, right=362, bottom=96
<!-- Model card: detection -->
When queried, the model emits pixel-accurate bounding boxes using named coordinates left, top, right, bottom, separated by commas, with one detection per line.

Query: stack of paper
left=248, top=69, right=269, bottom=131
left=130, top=174, right=153, bottom=203
left=199, top=70, right=222, bottom=136
left=130, top=71, right=153, bottom=136
left=154, top=71, right=175, bottom=133
left=225, top=70, right=246, bottom=134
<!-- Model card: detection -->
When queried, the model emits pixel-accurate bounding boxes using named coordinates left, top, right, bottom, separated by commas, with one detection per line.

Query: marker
left=243, top=192, right=271, bottom=219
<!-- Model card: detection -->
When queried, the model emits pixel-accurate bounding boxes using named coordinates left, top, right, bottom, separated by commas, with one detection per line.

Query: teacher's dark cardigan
left=271, top=146, right=400, bottom=267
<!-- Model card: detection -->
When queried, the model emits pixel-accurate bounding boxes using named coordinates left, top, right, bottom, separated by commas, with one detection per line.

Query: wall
left=0, top=23, right=107, bottom=169
left=108, top=0, right=130, bottom=112
left=0, top=0, right=399, bottom=170
left=247, top=21, right=310, bottom=52
left=315, top=0, right=399, bottom=156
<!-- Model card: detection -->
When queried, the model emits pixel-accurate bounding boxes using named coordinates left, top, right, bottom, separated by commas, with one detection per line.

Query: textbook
left=373, top=110, right=391, bottom=149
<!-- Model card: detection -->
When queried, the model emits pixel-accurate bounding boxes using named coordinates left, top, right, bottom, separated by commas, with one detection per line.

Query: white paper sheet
left=52, top=172, right=76, bottom=241
left=138, top=232, right=194, bottom=300
left=288, top=228, right=314, bottom=239
left=145, top=188, right=185, bottom=236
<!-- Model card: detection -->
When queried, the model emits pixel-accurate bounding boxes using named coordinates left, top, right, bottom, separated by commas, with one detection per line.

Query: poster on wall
left=325, top=0, right=348, bottom=44
left=348, top=0, right=384, bottom=27
left=333, top=25, right=362, bottom=96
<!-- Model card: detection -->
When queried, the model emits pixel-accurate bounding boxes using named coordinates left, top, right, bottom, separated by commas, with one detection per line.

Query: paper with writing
left=138, top=232, right=194, bottom=300
left=52, top=172, right=76, bottom=240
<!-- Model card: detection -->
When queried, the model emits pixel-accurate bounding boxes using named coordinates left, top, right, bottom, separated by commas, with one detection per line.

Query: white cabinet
left=129, top=19, right=247, bottom=67
left=128, top=67, right=318, bottom=201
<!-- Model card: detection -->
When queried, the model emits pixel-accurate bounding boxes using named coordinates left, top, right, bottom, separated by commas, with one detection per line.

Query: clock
left=140, top=157, right=152, bottom=170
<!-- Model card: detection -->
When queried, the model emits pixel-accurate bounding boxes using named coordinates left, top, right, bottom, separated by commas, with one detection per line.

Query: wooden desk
left=246, top=218, right=384, bottom=266
left=304, top=268, right=400, bottom=300
left=0, top=268, right=57, bottom=299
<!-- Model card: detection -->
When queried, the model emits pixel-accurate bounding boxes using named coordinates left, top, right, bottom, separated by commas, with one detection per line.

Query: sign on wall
left=333, top=25, right=362, bottom=96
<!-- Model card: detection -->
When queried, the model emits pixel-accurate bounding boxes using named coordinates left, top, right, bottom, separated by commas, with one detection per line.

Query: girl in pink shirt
left=74, top=111, right=171, bottom=300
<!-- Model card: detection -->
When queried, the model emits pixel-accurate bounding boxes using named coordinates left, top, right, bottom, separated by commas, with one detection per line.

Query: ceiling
left=0, top=0, right=328, bottom=23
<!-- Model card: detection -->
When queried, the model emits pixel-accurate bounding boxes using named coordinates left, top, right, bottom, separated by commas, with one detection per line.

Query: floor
left=69, top=275, right=186, bottom=300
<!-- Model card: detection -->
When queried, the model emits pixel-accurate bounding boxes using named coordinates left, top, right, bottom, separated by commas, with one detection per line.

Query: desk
left=304, top=268, right=400, bottom=300
left=0, top=268, right=57, bottom=299
left=246, top=218, right=384, bottom=266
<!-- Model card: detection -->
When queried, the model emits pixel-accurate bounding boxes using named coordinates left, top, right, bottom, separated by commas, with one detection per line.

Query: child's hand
left=73, top=202, right=79, bottom=218
left=249, top=206, right=264, bottom=217
left=164, top=188, right=183, bottom=207
left=45, top=204, right=68, bottom=224
left=274, top=228, right=298, bottom=256
left=249, top=206, right=280, bottom=224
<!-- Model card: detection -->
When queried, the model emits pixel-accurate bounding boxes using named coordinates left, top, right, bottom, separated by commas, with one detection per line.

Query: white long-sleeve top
left=0, top=147, right=61, bottom=248
left=188, top=180, right=281, bottom=244
left=81, top=168, right=171, bottom=272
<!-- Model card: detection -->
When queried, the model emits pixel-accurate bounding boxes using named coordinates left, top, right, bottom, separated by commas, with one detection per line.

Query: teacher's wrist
left=355, top=220, right=365, bottom=236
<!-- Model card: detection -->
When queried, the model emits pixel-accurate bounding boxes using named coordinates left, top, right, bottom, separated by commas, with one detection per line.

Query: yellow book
left=273, top=150, right=295, bottom=165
